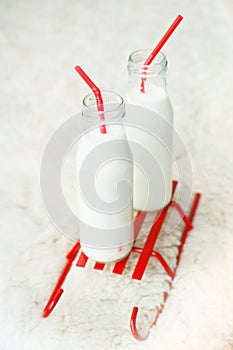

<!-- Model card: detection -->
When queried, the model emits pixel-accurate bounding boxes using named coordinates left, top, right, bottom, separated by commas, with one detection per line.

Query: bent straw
left=74, top=66, right=107, bottom=134
left=140, top=14, right=183, bottom=93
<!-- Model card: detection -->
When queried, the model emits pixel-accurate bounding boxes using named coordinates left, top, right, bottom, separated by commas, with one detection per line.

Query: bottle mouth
left=128, top=49, right=167, bottom=76
left=82, top=90, right=125, bottom=120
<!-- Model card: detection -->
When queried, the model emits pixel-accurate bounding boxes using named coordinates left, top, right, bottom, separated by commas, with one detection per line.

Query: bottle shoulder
left=125, top=88, right=173, bottom=121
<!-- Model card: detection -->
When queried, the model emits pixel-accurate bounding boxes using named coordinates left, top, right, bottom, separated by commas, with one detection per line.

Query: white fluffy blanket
left=1, top=0, right=233, bottom=349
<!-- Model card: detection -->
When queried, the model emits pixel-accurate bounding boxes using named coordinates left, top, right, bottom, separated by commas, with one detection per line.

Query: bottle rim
left=128, top=49, right=167, bottom=75
left=83, top=90, right=124, bottom=111
left=82, top=90, right=125, bottom=120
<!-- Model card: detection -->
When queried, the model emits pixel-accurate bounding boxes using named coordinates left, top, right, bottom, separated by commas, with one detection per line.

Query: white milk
left=125, top=83, right=173, bottom=211
left=76, top=124, right=133, bottom=262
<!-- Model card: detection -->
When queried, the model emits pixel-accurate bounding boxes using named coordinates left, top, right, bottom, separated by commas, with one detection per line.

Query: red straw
left=74, top=66, right=107, bottom=134
left=140, top=14, right=183, bottom=93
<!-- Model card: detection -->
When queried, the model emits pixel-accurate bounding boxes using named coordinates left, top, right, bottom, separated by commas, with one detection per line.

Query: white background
left=0, top=0, right=233, bottom=349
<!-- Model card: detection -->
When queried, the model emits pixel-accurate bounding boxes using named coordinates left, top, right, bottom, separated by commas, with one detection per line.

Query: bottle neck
left=127, top=50, right=168, bottom=93
left=82, top=91, right=125, bottom=132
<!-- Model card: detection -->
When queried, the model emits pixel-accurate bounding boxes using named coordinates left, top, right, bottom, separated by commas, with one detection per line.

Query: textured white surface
left=1, top=0, right=233, bottom=349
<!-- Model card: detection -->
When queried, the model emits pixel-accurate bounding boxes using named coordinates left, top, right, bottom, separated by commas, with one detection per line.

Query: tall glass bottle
left=125, top=49, right=173, bottom=211
left=76, top=91, right=133, bottom=262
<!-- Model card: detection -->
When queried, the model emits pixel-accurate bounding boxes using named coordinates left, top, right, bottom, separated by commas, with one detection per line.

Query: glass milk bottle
left=76, top=91, right=134, bottom=262
left=125, top=50, right=173, bottom=211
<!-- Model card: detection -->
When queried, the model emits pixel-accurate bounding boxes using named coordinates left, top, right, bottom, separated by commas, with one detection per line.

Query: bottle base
left=81, top=243, right=133, bottom=263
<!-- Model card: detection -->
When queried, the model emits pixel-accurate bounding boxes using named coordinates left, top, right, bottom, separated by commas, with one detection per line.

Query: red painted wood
left=93, top=262, right=105, bottom=270
left=76, top=252, right=88, bottom=267
left=132, top=182, right=178, bottom=280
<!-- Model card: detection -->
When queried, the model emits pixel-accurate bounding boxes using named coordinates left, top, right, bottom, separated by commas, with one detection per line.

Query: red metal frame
left=42, top=181, right=201, bottom=341
left=129, top=193, right=201, bottom=340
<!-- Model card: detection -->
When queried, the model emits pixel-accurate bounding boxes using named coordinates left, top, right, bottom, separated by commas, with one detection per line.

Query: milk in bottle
left=125, top=50, right=173, bottom=211
left=76, top=91, right=133, bottom=262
